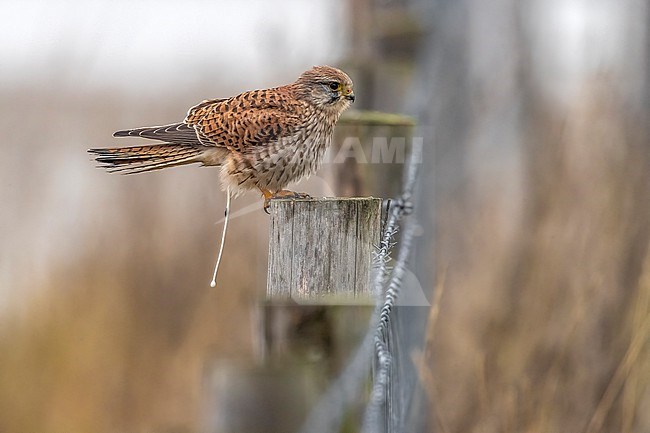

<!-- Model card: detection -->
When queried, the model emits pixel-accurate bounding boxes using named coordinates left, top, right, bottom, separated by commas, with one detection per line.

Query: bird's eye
left=328, top=82, right=341, bottom=91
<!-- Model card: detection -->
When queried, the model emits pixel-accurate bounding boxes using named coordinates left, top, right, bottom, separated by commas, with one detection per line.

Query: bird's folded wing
left=184, top=90, right=307, bottom=152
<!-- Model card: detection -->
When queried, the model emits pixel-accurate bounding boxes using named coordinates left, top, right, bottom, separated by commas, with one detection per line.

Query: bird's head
left=294, top=65, right=355, bottom=112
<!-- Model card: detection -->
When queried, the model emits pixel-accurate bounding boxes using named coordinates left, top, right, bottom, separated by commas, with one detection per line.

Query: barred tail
left=89, top=144, right=205, bottom=175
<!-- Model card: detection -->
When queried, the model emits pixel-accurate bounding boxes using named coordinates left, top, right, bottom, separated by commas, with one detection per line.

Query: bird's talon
left=262, top=190, right=311, bottom=214
left=273, top=190, right=311, bottom=200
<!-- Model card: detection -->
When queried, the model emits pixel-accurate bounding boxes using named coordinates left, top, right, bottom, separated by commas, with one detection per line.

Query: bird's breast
left=221, top=112, right=338, bottom=193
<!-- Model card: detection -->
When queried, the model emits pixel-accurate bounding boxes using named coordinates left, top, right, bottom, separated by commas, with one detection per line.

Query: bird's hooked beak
left=343, top=86, right=355, bottom=102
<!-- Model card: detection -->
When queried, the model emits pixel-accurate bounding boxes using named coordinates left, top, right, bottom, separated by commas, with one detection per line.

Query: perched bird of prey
left=89, top=65, right=355, bottom=286
left=90, top=65, right=354, bottom=205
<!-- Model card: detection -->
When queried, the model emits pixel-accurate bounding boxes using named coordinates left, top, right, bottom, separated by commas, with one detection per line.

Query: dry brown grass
left=0, top=85, right=271, bottom=433
left=422, top=80, right=650, bottom=433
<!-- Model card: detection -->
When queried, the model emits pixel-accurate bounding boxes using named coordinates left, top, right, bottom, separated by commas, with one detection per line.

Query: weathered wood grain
left=267, top=197, right=381, bottom=303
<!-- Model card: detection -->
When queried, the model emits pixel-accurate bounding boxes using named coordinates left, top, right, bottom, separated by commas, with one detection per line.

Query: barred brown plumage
left=89, top=65, right=355, bottom=205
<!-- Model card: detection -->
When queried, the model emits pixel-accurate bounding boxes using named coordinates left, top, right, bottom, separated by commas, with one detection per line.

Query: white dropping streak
left=210, top=187, right=232, bottom=288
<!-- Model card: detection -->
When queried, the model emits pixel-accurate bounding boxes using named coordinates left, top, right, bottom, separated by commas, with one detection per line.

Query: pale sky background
left=0, top=0, right=346, bottom=92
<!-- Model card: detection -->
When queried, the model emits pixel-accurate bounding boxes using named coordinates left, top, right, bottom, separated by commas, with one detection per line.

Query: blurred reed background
left=1, top=0, right=649, bottom=432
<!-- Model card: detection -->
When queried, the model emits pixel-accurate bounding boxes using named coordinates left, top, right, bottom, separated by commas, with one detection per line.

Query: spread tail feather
left=89, top=144, right=205, bottom=175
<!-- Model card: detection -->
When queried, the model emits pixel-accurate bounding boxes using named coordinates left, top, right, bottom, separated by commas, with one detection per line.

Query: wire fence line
left=362, top=140, right=421, bottom=433
left=300, top=142, right=422, bottom=433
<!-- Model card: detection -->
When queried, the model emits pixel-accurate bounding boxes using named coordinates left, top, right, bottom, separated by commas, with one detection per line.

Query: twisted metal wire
left=300, top=142, right=422, bottom=433
left=361, top=142, right=421, bottom=433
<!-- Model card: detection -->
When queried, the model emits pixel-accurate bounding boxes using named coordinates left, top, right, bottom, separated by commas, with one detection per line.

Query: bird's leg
left=260, top=188, right=311, bottom=214
left=260, top=188, right=274, bottom=214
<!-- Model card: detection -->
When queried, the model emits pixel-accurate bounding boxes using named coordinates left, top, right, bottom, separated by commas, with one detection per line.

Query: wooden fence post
left=267, top=197, right=382, bottom=303
left=328, top=110, right=416, bottom=198
left=203, top=110, right=412, bottom=432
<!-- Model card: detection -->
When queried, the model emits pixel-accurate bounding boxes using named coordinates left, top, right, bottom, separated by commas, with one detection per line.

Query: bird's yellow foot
left=262, top=190, right=311, bottom=214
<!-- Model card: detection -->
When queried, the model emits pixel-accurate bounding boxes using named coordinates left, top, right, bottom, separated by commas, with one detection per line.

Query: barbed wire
left=362, top=139, right=421, bottom=433
left=299, top=141, right=422, bottom=433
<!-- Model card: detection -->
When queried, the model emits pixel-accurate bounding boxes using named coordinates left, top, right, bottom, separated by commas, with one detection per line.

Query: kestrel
left=90, top=65, right=355, bottom=208
left=90, top=65, right=354, bottom=287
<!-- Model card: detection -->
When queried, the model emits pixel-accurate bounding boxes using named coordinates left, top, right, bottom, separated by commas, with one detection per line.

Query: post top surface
left=339, top=110, right=416, bottom=127
left=269, top=196, right=381, bottom=204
